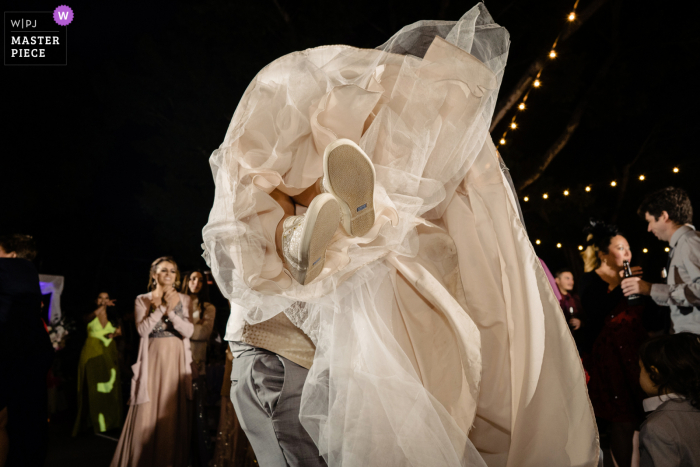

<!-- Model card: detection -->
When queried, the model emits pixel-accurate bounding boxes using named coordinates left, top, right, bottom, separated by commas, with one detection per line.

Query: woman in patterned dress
left=111, top=256, right=194, bottom=467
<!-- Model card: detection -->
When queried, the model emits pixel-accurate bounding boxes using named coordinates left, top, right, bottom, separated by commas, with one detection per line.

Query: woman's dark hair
left=0, top=234, right=37, bottom=260
left=581, top=219, right=620, bottom=272
left=637, top=187, right=693, bottom=225
left=148, top=256, right=180, bottom=291
left=639, top=333, right=700, bottom=410
left=181, top=270, right=211, bottom=304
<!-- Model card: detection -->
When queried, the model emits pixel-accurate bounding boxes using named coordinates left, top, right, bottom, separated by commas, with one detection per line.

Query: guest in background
left=72, top=291, right=123, bottom=435
left=622, top=187, right=700, bottom=335
left=638, top=333, right=700, bottom=466
left=579, top=220, right=656, bottom=467
left=181, top=270, right=216, bottom=466
left=555, top=269, right=584, bottom=333
left=0, top=234, right=54, bottom=467
left=111, top=256, right=194, bottom=467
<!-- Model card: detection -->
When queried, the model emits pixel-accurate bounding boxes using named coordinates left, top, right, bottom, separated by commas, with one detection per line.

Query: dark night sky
left=3, top=0, right=699, bottom=320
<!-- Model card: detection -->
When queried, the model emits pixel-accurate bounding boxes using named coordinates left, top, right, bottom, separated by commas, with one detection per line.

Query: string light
left=499, top=138, right=506, bottom=145
left=496, top=0, right=581, bottom=149
left=523, top=196, right=529, bottom=202
left=665, top=247, right=670, bottom=252
left=610, top=181, right=617, bottom=187
left=536, top=239, right=541, bottom=245
left=543, top=193, right=549, bottom=199
left=578, top=245, right=584, bottom=251
left=563, top=190, right=569, bottom=196
left=643, top=248, right=648, bottom=253
left=556, top=243, right=562, bottom=248
left=585, top=186, right=591, bottom=192
left=639, top=175, right=645, bottom=181
left=673, top=167, right=679, bottom=173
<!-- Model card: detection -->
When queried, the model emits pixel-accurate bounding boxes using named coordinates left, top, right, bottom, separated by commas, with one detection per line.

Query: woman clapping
left=111, top=257, right=194, bottom=467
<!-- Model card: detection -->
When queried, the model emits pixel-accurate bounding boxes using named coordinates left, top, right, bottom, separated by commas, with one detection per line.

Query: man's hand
left=569, top=318, right=581, bottom=330
left=618, top=265, right=643, bottom=278
left=621, top=277, right=652, bottom=296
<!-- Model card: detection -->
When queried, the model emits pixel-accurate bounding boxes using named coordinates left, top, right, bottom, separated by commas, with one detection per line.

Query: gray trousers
left=230, top=348, right=326, bottom=467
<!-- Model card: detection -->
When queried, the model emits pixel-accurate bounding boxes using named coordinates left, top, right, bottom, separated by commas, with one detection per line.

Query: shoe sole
left=291, top=194, right=340, bottom=285
left=323, top=139, right=375, bottom=237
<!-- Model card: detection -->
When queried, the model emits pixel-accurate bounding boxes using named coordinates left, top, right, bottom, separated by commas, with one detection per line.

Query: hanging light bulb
left=518, top=103, right=526, bottom=110
left=643, top=248, right=648, bottom=253
left=533, top=79, right=541, bottom=87
left=523, top=196, right=529, bottom=202
left=665, top=247, right=670, bottom=252
left=535, top=239, right=541, bottom=245
left=543, top=193, right=549, bottom=199
left=611, top=181, right=617, bottom=187
left=556, top=243, right=562, bottom=248
left=639, top=175, right=645, bottom=181
left=578, top=245, right=584, bottom=251
left=568, top=12, right=576, bottom=21
left=563, top=190, right=569, bottom=196
left=585, top=186, right=591, bottom=192
left=510, top=122, right=517, bottom=129
left=549, top=50, right=557, bottom=58
left=499, top=138, right=506, bottom=145
left=673, top=167, right=679, bottom=173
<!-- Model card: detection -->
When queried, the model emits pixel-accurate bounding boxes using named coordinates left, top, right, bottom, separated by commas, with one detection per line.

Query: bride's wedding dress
left=202, top=3, right=598, bottom=466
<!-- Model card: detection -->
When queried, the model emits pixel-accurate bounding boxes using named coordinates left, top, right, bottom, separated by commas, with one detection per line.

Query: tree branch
left=515, top=48, right=616, bottom=192
left=490, top=0, right=611, bottom=131
left=610, top=120, right=663, bottom=222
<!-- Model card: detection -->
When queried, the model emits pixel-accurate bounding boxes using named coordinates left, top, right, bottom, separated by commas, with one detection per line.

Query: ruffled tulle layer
left=203, top=3, right=598, bottom=466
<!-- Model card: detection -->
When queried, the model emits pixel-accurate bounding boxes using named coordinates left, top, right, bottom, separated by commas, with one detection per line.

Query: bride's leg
left=271, top=189, right=296, bottom=260
left=291, top=178, right=322, bottom=207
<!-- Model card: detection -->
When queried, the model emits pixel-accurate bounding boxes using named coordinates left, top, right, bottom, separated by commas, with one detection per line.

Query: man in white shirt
left=622, top=187, right=700, bottom=334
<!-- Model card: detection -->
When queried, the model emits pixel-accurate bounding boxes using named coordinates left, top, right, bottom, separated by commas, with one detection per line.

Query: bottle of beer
left=623, top=260, right=643, bottom=305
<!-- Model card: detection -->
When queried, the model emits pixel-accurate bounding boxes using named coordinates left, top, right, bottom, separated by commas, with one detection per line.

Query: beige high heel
left=322, top=139, right=376, bottom=237
left=282, top=193, right=341, bottom=285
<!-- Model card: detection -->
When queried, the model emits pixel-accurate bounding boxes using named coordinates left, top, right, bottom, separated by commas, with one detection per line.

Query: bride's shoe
left=282, top=193, right=341, bottom=285
left=322, top=139, right=376, bottom=237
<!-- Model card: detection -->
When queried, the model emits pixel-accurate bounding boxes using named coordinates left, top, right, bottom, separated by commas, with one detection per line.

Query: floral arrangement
left=47, top=317, right=75, bottom=350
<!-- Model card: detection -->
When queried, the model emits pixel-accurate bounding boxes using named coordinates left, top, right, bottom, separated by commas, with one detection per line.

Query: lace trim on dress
left=150, top=301, right=184, bottom=338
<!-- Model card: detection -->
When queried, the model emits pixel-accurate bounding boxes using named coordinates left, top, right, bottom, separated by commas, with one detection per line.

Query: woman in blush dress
left=111, top=257, right=194, bottom=467
left=72, top=291, right=123, bottom=435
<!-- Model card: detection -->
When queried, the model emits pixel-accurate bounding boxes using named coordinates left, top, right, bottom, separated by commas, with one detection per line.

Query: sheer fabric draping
left=203, top=3, right=598, bottom=466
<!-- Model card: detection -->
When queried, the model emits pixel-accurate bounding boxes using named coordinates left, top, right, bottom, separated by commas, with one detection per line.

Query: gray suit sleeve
left=650, top=235, right=700, bottom=308
left=639, top=418, right=681, bottom=467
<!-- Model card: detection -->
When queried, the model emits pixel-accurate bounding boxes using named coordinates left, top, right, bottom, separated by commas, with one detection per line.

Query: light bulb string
left=520, top=165, right=681, bottom=202
left=496, top=1, right=581, bottom=147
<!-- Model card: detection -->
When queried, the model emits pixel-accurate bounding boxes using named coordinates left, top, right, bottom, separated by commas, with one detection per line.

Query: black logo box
left=5, top=12, right=67, bottom=66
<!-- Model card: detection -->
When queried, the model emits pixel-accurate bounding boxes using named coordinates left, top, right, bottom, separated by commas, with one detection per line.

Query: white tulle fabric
left=203, top=3, right=599, bottom=466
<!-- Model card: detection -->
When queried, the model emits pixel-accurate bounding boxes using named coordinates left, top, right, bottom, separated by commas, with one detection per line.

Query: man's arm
left=649, top=237, right=700, bottom=308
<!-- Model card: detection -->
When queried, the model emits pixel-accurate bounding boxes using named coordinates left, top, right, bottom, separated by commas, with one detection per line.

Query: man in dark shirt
left=554, top=269, right=585, bottom=350
left=0, top=235, right=54, bottom=467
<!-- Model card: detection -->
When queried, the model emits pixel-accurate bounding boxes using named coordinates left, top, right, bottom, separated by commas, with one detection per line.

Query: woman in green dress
left=72, top=292, right=123, bottom=435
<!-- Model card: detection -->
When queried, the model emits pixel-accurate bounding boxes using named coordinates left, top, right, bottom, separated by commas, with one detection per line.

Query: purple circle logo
left=53, top=5, right=74, bottom=26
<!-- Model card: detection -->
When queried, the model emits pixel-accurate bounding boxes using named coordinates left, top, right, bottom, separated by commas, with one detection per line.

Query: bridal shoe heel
left=323, top=139, right=376, bottom=237
left=282, top=193, right=341, bottom=285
